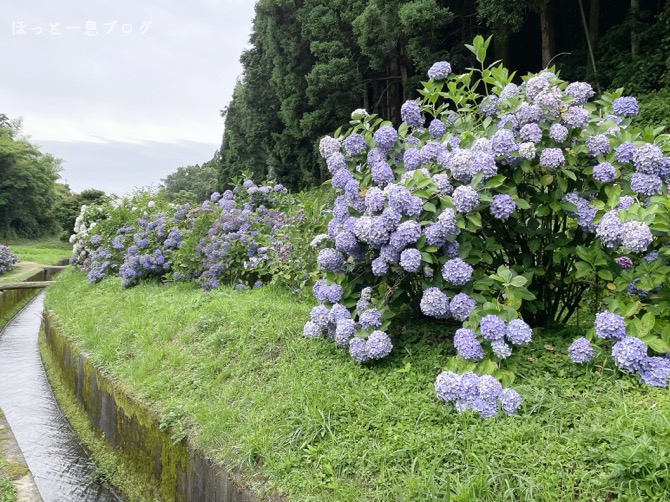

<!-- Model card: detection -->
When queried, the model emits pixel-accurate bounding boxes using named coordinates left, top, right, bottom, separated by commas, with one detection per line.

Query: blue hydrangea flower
left=477, top=374, right=503, bottom=401
left=520, top=123, right=542, bottom=144
left=534, top=86, right=563, bottom=115
left=479, top=95, right=498, bottom=117
left=563, top=106, right=589, bottom=129
left=473, top=397, right=499, bottom=419
left=303, top=321, right=322, bottom=338
left=500, top=83, right=519, bottom=100
left=593, top=162, right=617, bottom=183
left=448, top=149, right=474, bottom=184
left=442, top=258, right=474, bottom=286
left=633, top=144, right=664, bottom=174
left=335, top=230, right=360, bottom=255
left=365, top=187, right=386, bottom=213
left=450, top=293, right=476, bottom=322
left=420, top=142, right=445, bottom=163
left=491, top=129, right=517, bottom=156
left=525, top=76, right=548, bottom=102
left=500, top=388, right=522, bottom=415
left=371, top=256, right=388, bottom=276
left=403, top=148, right=422, bottom=171
left=326, top=152, right=347, bottom=173
left=568, top=337, right=594, bottom=364
left=594, top=310, right=626, bottom=340
left=454, top=328, right=484, bottom=361
left=616, top=196, right=636, bottom=210
left=332, top=168, right=354, bottom=190
left=452, top=186, right=479, bottom=213
left=613, top=142, right=636, bottom=166
left=458, top=372, right=481, bottom=403
left=630, top=173, right=662, bottom=197
left=420, top=287, right=449, bottom=318
left=491, top=340, right=512, bottom=359
left=565, top=82, right=594, bottom=105
left=367, top=330, right=393, bottom=359
left=596, top=210, right=624, bottom=249
left=389, top=220, right=422, bottom=250
left=506, top=319, right=532, bottom=345
left=612, top=336, right=647, bottom=372
left=480, top=315, right=506, bottom=342
left=428, top=118, right=446, bottom=139
left=399, top=248, right=422, bottom=272
left=645, top=250, right=660, bottom=262
left=359, top=308, right=382, bottom=330
left=612, top=96, right=639, bottom=117
left=637, top=357, right=670, bottom=387
left=586, top=134, right=611, bottom=157
left=622, top=221, right=653, bottom=253
left=319, top=136, right=341, bottom=159
left=311, top=305, right=330, bottom=329
left=388, top=185, right=422, bottom=217
left=539, top=148, right=565, bottom=169
left=490, top=194, right=516, bottom=220
left=432, top=173, right=453, bottom=195
left=515, top=103, right=543, bottom=125
left=349, top=337, right=369, bottom=363
left=328, top=303, right=352, bottom=325
left=312, top=280, right=343, bottom=304
left=343, top=133, right=366, bottom=156
left=435, top=371, right=461, bottom=402
left=373, top=126, right=398, bottom=150
left=334, top=319, right=357, bottom=347
left=354, top=216, right=390, bottom=248
left=424, top=223, right=447, bottom=248
left=317, top=248, right=344, bottom=273
left=401, top=100, right=424, bottom=127
left=370, top=160, right=394, bottom=187
left=549, top=123, right=568, bottom=142
left=428, top=61, right=451, bottom=80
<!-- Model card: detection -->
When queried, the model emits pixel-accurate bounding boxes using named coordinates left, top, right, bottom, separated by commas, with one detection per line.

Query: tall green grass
left=45, top=270, right=670, bottom=501
left=7, top=237, right=70, bottom=265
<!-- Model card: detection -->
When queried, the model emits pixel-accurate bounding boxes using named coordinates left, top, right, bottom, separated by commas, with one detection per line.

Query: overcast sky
left=1, top=0, right=256, bottom=195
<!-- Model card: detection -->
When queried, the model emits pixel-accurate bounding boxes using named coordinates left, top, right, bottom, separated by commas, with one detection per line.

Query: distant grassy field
left=44, top=270, right=670, bottom=501
left=7, top=237, right=71, bottom=266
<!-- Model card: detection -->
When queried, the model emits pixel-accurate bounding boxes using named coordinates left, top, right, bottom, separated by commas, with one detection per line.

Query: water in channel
left=0, top=292, right=121, bottom=501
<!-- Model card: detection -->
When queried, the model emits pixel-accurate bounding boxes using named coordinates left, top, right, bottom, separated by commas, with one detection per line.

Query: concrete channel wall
left=0, top=269, right=50, bottom=322
left=41, top=313, right=255, bottom=502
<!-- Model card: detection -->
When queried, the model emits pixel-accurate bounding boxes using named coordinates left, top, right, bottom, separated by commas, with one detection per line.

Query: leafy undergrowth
left=45, top=270, right=670, bottom=501
left=0, top=456, right=16, bottom=502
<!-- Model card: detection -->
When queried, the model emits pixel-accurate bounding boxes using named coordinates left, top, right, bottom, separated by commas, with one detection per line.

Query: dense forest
left=217, top=0, right=670, bottom=190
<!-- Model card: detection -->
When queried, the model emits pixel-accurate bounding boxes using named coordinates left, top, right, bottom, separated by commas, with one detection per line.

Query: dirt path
left=0, top=263, right=44, bottom=284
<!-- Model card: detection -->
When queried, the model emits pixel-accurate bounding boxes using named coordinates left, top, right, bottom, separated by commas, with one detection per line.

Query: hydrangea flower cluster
left=0, top=244, right=18, bottom=275
left=435, top=371, right=522, bottom=418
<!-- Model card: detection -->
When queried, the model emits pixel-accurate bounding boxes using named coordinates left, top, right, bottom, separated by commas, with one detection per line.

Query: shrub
left=0, top=244, right=18, bottom=274
left=306, top=36, right=670, bottom=418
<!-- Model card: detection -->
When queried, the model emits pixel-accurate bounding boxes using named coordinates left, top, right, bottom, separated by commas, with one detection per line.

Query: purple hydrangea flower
left=428, top=118, right=446, bottom=139
left=539, top=148, right=565, bottom=170
left=420, top=142, right=445, bottom=163
left=586, top=134, right=611, bottom=157
left=568, top=337, right=594, bottom=363
left=498, top=114, right=518, bottom=130
left=500, top=83, right=519, bottom=100
left=359, top=308, right=382, bottom=330
left=365, top=187, right=386, bottom=213
left=525, top=76, right=548, bottom=102
left=442, top=258, right=474, bottom=286
left=332, top=168, right=354, bottom=190
left=388, top=185, right=422, bottom=217
left=594, top=311, right=626, bottom=340
left=428, top=61, right=451, bottom=80
left=490, top=194, right=516, bottom=220
left=403, top=148, right=422, bottom=171
left=615, top=256, right=633, bottom=269
left=317, top=248, right=345, bottom=273
left=334, top=319, right=357, bottom=347
left=491, top=340, right=513, bottom=359
left=370, top=160, right=394, bottom=187
left=389, top=220, right=422, bottom=250
left=630, top=173, right=662, bottom=197
left=435, top=371, right=461, bottom=402
left=343, top=133, right=366, bottom=156
left=520, top=123, right=542, bottom=144
left=326, top=152, right=347, bottom=173
left=477, top=374, right=503, bottom=401
left=328, top=303, right=352, bottom=325
left=506, top=319, right=532, bottom=345
left=515, top=103, right=543, bottom=125
left=450, top=293, right=476, bottom=322
left=452, top=186, right=479, bottom=213
left=312, top=280, right=343, bottom=304
left=565, top=82, right=594, bottom=105
left=454, top=328, right=484, bottom=361
left=596, top=210, right=624, bottom=249
left=373, top=126, right=398, bottom=150
left=637, top=357, right=670, bottom=387
left=633, top=144, right=664, bottom=174
left=349, top=337, right=369, bottom=363
left=401, top=100, right=424, bottom=127
left=303, top=321, right=322, bottom=338
left=366, top=330, right=393, bottom=359
left=479, top=95, right=498, bottom=117
left=473, top=397, right=499, bottom=419
left=615, top=142, right=637, bottom=164
left=424, top=223, right=447, bottom=248
left=563, top=106, right=589, bottom=129
left=645, top=250, right=660, bottom=262
left=491, top=129, right=517, bottom=156
left=549, top=123, right=568, bottom=142
left=311, top=305, right=330, bottom=329
left=622, top=221, right=653, bottom=253
left=500, top=388, right=522, bottom=415
left=354, top=216, right=390, bottom=248
left=399, top=248, right=422, bottom=272
left=612, top=336, right=647, bottom=372
left=593, top=162, right=616, bottom=183
left=612, top=96, right=639, bottom=117
left=616, top=196, right=636, bottom=210
left=458, top=372, right=481, bottom=404
left=480, top=315, right=506, bottom=342
left=319, top=136, right=341, bottom=159
left=420, top=287, right=450, bottom=318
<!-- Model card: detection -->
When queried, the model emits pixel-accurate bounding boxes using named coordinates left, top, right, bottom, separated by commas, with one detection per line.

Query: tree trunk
left=586, top=0, right=600, bottom=78
left=631, top=0, right=640, bottom=57
left=493, top=23, right=510, bottom=66
left=386, top=57, right=401, bottom=125
left=540, top=2, right=555, bottom=68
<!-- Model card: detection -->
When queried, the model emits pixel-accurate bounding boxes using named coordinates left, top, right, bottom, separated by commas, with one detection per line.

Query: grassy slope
left=7, top=237, right=71, bottom=266
left=0, top=457, right=16, bottom=502
left=45, top=270, right=670, bottom=501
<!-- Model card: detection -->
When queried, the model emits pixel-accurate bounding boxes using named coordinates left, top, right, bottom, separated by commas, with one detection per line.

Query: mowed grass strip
left=45, top=270, right=670, bottom=501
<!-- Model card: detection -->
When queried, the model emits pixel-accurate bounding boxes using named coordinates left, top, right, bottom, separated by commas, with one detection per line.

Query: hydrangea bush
left=0, top=244, right=18, bottom=275
left=306, top=36, right=670, bottom=417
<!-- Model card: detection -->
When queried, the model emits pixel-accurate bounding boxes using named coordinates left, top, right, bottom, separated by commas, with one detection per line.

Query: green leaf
left=476, top=358, right=498, bottom=375
left=510, top=276, right=528, bottom=287
left=597, top=270, right=613, bottom=281
left=515, top=199, right=530, bottom=210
